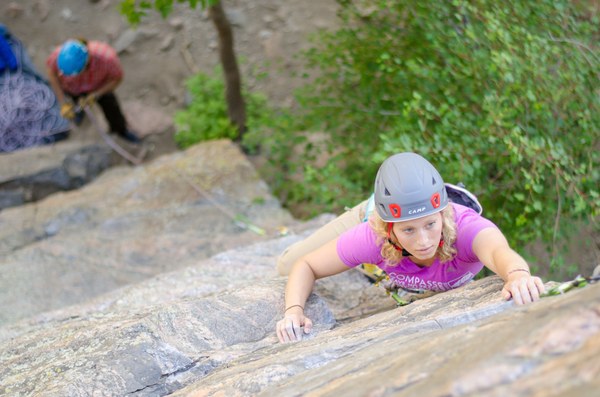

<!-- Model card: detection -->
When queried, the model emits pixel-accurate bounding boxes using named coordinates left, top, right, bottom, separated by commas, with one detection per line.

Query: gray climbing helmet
left=374, top=152, right=448, bottom=222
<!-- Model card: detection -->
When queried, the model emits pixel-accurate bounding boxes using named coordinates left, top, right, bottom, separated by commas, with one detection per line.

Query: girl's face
left=392, top=212, right=443, bottom=261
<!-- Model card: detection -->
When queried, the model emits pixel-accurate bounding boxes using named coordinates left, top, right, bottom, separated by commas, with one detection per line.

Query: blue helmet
left=57, top=40, right=88, bottom=76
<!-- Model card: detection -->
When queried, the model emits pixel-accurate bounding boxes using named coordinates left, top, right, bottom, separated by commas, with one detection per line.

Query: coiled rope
left=0, top=36, right=69, bottom=152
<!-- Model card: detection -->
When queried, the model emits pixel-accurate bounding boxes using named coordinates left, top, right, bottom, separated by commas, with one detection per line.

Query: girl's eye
left=403, top=228, right=414, bottom=234
left=427, top=222, right=436, bottom=228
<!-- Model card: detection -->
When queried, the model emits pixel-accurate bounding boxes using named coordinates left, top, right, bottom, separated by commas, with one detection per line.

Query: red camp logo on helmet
left=430, top=193, right=441, bottom=208
left=388, top=203, right=401, bottom=218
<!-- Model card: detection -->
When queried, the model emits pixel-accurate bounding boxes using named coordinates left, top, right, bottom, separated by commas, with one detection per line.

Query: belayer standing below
left=46, top=39, right=140, bottom=143
left=276, top=152, right=546, bottom=343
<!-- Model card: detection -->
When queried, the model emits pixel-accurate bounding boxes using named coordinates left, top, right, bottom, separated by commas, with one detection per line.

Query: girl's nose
left=417, top=229, right=430, bottom=244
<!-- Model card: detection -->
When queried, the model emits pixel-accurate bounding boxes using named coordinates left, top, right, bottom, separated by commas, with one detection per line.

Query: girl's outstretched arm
left=472, top=227, right=545, bottom=305
left=276, top=238, right=349, bottom=343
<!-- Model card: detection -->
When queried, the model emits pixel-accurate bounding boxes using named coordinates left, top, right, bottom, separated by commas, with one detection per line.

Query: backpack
left=444, top=182, right=483, bottom=215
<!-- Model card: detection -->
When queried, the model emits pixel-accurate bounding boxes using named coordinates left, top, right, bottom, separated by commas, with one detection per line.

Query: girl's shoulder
left=451, top=202, right=498, bottom=260
left=337, top=221, right=384, bottom=266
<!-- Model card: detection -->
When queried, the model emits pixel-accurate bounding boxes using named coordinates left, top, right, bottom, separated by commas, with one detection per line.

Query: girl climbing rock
left=276, top=152, right=545, bottom=343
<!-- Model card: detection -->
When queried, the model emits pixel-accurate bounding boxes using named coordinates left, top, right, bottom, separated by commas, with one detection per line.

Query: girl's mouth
left=416, top=246, right=434, bottom=255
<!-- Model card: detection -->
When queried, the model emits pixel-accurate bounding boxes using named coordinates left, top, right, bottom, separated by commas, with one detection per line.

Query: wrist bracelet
left=285, top=304, right=304, bottom=313
left=507, top=268, right=530, bottom=276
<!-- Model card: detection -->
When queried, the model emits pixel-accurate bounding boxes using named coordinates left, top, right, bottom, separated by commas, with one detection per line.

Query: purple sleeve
left=453, top=204, right=498, bottom=263
left=336, top=222, right=384, bottom=268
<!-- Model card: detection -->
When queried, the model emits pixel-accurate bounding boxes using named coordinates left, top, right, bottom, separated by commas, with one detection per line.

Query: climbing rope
left=355, top=265, right=423, bottom=306
left=541, top=273, right=600, bottom=297
left=0, top=37, right=69, bottom=152
left=175, top=169, right=267, bottom=236
left=0, top=71, right=69, bottom=152
left=82, top=105, right=146, bottom=165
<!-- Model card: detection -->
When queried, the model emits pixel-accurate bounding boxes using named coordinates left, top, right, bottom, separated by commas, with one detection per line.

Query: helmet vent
left=384, top=187, right=391, bottom=196
left=431, top=176, right=437, bottom=185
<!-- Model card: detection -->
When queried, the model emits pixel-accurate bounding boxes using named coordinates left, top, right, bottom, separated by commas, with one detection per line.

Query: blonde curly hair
left=369, top=205, right=457, bottom=265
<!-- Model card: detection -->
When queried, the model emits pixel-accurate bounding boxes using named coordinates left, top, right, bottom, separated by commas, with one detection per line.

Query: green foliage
left=174, top=68, right=272, bottom=149
left=251, top=0, right=599, bottom=271
left=120, top=0, right=214, bottom=24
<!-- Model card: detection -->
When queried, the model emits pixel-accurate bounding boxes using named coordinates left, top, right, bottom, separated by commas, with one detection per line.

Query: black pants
left=72, top=92, right=127, bottom=135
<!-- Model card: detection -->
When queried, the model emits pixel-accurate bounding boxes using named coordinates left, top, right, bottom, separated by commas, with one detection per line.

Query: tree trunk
left=208, top=2, right=246, bottom=140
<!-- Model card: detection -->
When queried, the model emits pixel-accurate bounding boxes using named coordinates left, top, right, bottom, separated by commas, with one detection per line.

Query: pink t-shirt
left=337, top=203, right=497, bottom=292
left=47, top=41, right=123, bottom=95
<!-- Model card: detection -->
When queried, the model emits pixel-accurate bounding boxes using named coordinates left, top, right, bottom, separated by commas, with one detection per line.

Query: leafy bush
left=174, top=68, right=270, bottom=149
left=251, top=0, right=599, bottom=272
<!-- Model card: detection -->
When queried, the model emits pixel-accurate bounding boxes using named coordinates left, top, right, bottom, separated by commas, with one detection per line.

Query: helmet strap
left=386, top=223, right=412, bottom=256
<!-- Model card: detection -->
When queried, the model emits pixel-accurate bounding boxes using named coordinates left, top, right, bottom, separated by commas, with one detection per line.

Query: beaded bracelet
left=507, top=268, right=530, bottom=276
left=285, top=304, right=304, bottom=313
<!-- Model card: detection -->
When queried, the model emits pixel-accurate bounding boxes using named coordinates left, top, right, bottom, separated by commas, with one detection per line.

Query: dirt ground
left=2, top=0, right=339, bottom=160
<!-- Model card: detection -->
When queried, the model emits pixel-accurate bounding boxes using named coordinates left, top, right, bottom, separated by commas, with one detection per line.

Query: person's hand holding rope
left=78, top=93, right=96, bottom=109
left=60, top=102, right=76, bottom=120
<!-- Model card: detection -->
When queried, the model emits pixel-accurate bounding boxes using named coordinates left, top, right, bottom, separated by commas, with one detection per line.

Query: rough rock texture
left=0, top=232, right=378, bottom=396
left=0, top=139, right=297, bottom=325
left=176, top=280, right=600, bottom=397
left=1, top=239, right=598, bottom=397
left=0, top=141, right=113, bottom=209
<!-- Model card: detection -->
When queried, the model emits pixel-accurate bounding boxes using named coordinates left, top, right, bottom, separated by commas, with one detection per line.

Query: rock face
left=0, top=139, right=296, bottom=325
left=1, top=242, right=598, bottom=396
left=0, top=233, right=341, bottom=396
left=176, top=280, right=600, bottom=397
left=0, top=139, right=598, bottom=396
